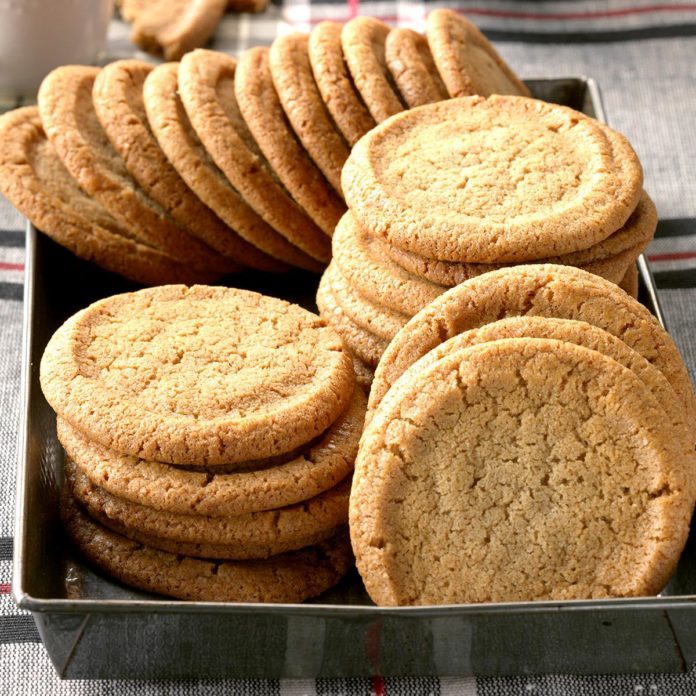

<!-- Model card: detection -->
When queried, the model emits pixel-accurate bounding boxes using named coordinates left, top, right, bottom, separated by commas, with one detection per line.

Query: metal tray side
left=13, top=77, right=696, bottom=678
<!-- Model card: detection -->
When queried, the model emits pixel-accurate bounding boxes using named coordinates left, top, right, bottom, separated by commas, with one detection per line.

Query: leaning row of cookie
left=0, top=10, right=529, bottom=285
left=350, top=264, right=696, bottom=605
left=41, top=285, right=366, bottom=602
left=318, top=94, right=656, bottom=384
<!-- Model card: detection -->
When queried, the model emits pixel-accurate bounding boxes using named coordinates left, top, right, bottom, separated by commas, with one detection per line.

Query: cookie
left=93, top=59, right=278, bottom=272
left=143, top=62, right=313, bottom=271
left=66, top=459, right=350, bottom=559
left=352, top=357, right=375, bottom=392
left=352, top=338, right=693, bottom=605
left=41, top=285, right=356, bottom=466
left=379, top=192, right=656, bottom=286
left=62, top=491, right=353, bottom=602
left=369, top=265, right=696, bottom=436
left=332, top=212, right=444, bottom=316
left=37, top=65, right=228, bottom=275
left=342, top=17, right=406, bottom=123
left=317, top=272, right=388, bottom=367
left=234, top=46, right=345, bottom=236
left=426, top=9, right=531, bottom=98
left=0, top=107, right=211, bottom=286
left=57, top=386, right=365, bottom=516
left=385, top=28, right=448, bottom=107
left=130, top=0, right=227, bottom=61
left=308, top=21, right=376, bottom=147
left=342, top=95, right=644, bottom=263
left=620, top=263, right=639, bottom=299
left=178, top=50, right=330, bottom=265
left=270, top=33, right=350, bottom=195
left=323, top=262, right=408, bottom=342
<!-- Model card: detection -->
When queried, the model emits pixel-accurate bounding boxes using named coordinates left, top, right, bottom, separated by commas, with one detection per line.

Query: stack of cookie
left=0, top=10, right=532, bottom=284
left=320, top=95, right=655, bottom=384
left=350, top=264, right=696, bottom=605
left=41, top=285, right=365, bottom=602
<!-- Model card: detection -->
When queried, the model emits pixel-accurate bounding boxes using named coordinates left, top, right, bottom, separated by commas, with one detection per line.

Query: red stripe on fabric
left=371, top=676, right=385, bottom=696
left=456, top=4, right=696, bottom=21
left=0, top=262, right=23, bottom=272
left=648, top=251, right=696, bottom=262
left=0, top=584, right=11, bottom=594
left=348, top=0, right=359, bottom=20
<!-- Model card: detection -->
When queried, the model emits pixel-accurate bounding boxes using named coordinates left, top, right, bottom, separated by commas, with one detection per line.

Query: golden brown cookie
left=342, top=17, right=406, bottom=123
left=332, top=212, right=444, bottom=316
left=66, top=459, right=350, bottom=559
left=38, top=65, right=228, bottom=275
left=41, top=285, right=356, bottom=466
left=62, top=491, right=353, bottom=602
left=352, top=338, right=693, bottom=605
left=130, top=0, right=227, bottom=61
left=93, top=59, right=277, bottom=272
left=385, top=28, right=448, bottom=107
left=316, top=271, right=388, bottom=367
left=270, top=33, right=350, bottom=195
left=57, top=386, right=365, bottom=516
left=308, top=21, right=376, bottom=147
left=379, top=192, right=656, bottom=287
left=369, top=265, right=696, bottom=435
left=620, top=263, right=640, bottom=299
left=323, top=262, right=408, bottom=342
left=178, top=50, right=330, bottom=265
left=342, top=95, right=643, bottom=263
left=142, top=62, right=312, bottom=271
left=0, top=107, right=211, bottom=286
left=426, top=9, right=531, bottom=98
left=234, top=46, right=345, bottom=236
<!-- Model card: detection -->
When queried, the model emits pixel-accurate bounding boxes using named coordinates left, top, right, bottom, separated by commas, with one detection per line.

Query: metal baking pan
left=13, top=77, right=696, bottom=679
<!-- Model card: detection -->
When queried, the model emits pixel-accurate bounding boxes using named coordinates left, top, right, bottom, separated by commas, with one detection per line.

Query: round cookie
left=129, top=0, right=227, bottom=61
left=0, top=107, right=211, bottom=286
left=37, top=65, right=228, bottom=275
left=317, top=271, right=388, bottom=367
left=379, top=192, right=656, bottom=287
left=308, top=21, right=376, bottom=147
left=332, top=212, right=445, bottom=316
left=621, top=263, right=639, bottom=299
left=143, top=62, right=313, bottom=271
left=62, top=491, right=353, bottom=602
left=234, top=46, right=345, bottom=236
left=426, top=9, right=531, bottom=98
left=41, top=285, right=356, bottom=466
left=369, top=265, right=696, bottom=436
left=352, top=338, right=693, bottom=605
left=177, top=50, right=330, bottom=265
left=342, top=95, right=644, bottom=263
left=57, top=386, right=366, bottom=516
left=270, top=33, right=350, bottom=195
left=385, top=28, right=449, bottom=107
left=342, top=17, right=406, bottom=123
left=93, top=59, right=280, bottom=273
left=66, top=459, right=351, bottom=560
left=323, top=262, right=408, bottom=342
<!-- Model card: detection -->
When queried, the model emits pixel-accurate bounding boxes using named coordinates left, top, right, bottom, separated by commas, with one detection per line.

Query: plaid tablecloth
left=2, top=1, right=696, bottom=692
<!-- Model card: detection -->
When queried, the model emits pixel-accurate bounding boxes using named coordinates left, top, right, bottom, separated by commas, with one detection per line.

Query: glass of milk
left=0, top=0, right=114, bottom=101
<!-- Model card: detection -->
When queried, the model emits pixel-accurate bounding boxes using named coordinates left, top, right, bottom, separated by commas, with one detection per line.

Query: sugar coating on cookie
left=426, top=9, right=531, bottom=98
left=57, top=386, right=366, bottom=517
left=369, top=265, right=696, bottom=438
left=41, top=285, right=355, bottom=466
left=342, top=96, right=643, bottom=263
left=0, top=107, right=209, bottom=286
left=309, top=21, right=376, bottom=146
left=352, top=338, right=693, bottom=605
